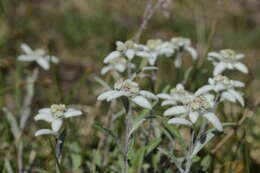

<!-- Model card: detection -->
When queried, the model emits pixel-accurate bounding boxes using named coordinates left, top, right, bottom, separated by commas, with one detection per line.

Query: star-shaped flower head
left=170, top=37, right=197, bottom=68
left=208, top=49, right=248, bottom=76
left=104, top=40, right=139, bottom=64
left=195, top=75, right=245, bottom=106
left=157, top=84, right=193, bottom=106
left=17, top=43, right=59, bottom=70
left=97, top=79, right=157, bottom=109
left=164, top=94, right=223, bottom=131
left=136, top=39, right=174, bottom=65
left=101, top=56, right=135, bottom=75
left=34, top=104, right=82, bottom=136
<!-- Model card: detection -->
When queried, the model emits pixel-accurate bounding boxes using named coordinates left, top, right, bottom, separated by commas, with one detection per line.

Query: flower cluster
left=101, top=37, right=197, bottom=75
left=34, top=104, right=82, bottom=136
left=97, top=79, right=157, bottom=109
left=208, top=49, right=248, bottom=75
left=18, top=43, right=59, bottom=70
left=159, top=86, right=223, bottom=131
left=195, top=75, right=245, bottom=106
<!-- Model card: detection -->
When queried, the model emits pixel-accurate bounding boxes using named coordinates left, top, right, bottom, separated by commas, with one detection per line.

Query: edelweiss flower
left=101, top=56, right=135, bottom=75
left=164, top=94, right=223, bottom=131
left=17, top=43, right=59, bottom=70
left=208, top=49, right=248, bottom=75
left=34, top=104, right=82, bottom=136
left=104, top=40, right=139, bottom=63
left=157, top=84, right=193, bottom=106
left=136, top=39, right=174, bottom=65
left=195, top=75, right=245, bottom=106
left=97, top=79, right=157, bottom=109
left=170, top=37, right=197, bottom=68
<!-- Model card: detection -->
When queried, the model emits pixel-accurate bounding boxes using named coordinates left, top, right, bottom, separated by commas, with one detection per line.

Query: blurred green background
left=1, top=0, right=260, bottom=172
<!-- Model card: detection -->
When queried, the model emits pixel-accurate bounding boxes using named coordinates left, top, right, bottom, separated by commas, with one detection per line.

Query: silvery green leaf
left=158, top=147, right=184, bottom=172
left=128, top=118, right=146, bottom=139
left=191, top=132, right=215, bottom=158
left=4, top=158, right=14, bottom=173
left=20, top=68, right=38, bottom=129
left=145, top=138, right=161, bottom=156
left=95, top=77, right=112, bottom=90
left=3, top=108, right=20, bottom=139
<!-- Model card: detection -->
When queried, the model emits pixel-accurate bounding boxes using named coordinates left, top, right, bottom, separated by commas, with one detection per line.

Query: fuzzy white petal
left=163, top=106, right=187, bottom=116
left=101, top=66, right=113, bottom=75
left=157, top=93, right=172, bottom=100
left=233, top=80, right=245, bottom=88
left=139, top=90, right=157, bottom=100
left=213, top=62, right=227, bottom=76
left=185, top=47, right=197, bottom=60
left=228, top=89, right=244, bottom=106
left=17, top=55, right=36, bottom=61
left=174, top=57, right=182, bottom=68
left=34, top=113, right=54, bottom=122
left=195, top=85, right=213, bottom=96
left=189, top=112, right=199, bottom=124
left=104, top=51, right=121, bottom=63
left=168, top=118, right=192, bottom=126
left=36, top=58, right=50, bottom=70
left=21, top=43, right=33, bottom=54
left=64, top=108, right=82, bottom=118
left=51, top=119, right=63, bottom=132
left=35, top=129, right=55, bottom=136
left=161, top=100, right=176, bottom=106
left=221, top=91, right=236, bottom=103
left=203, top=112, right=223, bottom=131
left=97, top=90, right=117, bottom=101
left=106, top=91, right=127, bottom=101
left=234, top=62, right=248, bottom=74
left=126, top=49, right=135, bottom=60
left=131, top=96, right=152, bottom=109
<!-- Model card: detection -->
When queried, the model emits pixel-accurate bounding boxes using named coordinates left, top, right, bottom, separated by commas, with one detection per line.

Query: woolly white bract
left=157, top=84, right=193, bottom=106
left=17, top=43, right=59, bottom=70
left=195, top=75, right=245, bottom=106
left=164, top=93, right=223, bottom=131
left=97, top=79, right=157, bottom=109
left=34, top=104, right=82, bottom=136
left=208, top=49, right=248, bottom=76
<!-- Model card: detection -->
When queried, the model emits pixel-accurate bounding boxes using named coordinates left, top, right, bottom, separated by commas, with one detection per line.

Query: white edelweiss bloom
left=170, top=37, right=197, bottom=68
left=104, top=40, right=139, bottom=63
left=165, top=94, right=223, bottom=131
left=195, top=75, right=245, bottom=106
left=101, top=56, right=135, bottom=75
left=97, top=79, right=157, bottom=109
left=136, top=39, right=174, bottom=65
left=34, top=104, right=82, bottom=136
left=17, top=43, right=59, bottom=70
left=157, top=84, right=193, bottom=106
left=208, top=49, right=248, bottom=75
